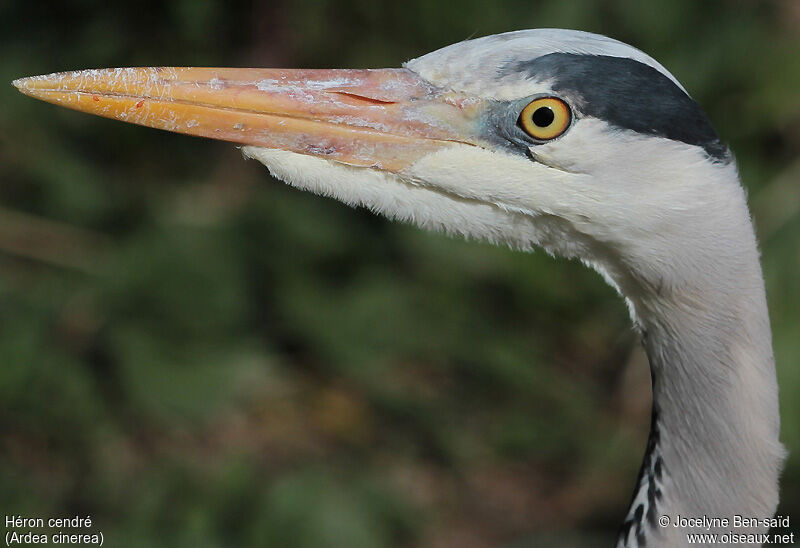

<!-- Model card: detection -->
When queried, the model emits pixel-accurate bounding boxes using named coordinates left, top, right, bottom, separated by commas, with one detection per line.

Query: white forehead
left=404, top=29, right=686, bottom=100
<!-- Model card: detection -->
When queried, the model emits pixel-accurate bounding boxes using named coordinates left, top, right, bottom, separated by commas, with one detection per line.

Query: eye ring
left=518, top=97, right=571, bottom=141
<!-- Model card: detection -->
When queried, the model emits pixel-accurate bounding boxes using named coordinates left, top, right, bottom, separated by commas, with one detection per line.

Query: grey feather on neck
left=611, top=196, right=784, bottom=547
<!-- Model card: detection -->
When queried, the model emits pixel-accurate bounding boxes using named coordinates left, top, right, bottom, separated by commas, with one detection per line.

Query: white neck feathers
left=616, top=169, right=784, bottom=547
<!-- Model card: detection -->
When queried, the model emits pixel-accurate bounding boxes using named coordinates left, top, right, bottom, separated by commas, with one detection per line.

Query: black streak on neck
left=617, top=369, right=665, bottom=547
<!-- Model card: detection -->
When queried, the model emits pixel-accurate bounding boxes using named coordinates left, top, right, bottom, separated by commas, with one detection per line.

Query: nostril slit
left=331, top=91, right=396, bottom=105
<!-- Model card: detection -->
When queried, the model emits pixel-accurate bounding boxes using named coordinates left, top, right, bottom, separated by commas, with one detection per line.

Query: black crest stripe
left=505, top=53, right=729, bottom=161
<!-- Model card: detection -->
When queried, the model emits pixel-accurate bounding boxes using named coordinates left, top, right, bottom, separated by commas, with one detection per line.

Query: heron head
left=14, top=29, right=742, bottom=300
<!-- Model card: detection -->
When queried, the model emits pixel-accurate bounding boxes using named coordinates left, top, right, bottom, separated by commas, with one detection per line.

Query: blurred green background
left=1, top=1, right=798, bottom=546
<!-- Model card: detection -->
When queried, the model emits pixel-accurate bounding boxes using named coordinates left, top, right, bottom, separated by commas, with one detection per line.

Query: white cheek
left=402, top=143, right=584, bottom=216
left=243, top=146, right=543, bottom=249
left=528, top=118, right=620, bottom=174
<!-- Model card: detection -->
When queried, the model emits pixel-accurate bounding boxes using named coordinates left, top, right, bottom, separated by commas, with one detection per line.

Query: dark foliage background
left=1, top=1, right=798, bottom=546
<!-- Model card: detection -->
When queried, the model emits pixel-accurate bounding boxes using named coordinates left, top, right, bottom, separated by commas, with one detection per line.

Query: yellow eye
left=518, top=97, right=571, bottom=140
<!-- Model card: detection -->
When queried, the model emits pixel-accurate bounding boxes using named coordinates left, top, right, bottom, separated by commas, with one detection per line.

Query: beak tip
left=12, top=77, right=30, bottom=92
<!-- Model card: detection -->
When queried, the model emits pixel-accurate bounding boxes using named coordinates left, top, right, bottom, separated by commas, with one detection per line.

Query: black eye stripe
left=507, top=53, right=729, bottom=161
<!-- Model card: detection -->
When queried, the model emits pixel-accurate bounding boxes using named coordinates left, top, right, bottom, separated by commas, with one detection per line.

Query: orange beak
left=13, top=67, right=487, bottom=172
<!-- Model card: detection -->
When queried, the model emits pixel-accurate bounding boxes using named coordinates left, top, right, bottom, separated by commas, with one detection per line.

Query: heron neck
left=617, top=239, right=784, bottom=546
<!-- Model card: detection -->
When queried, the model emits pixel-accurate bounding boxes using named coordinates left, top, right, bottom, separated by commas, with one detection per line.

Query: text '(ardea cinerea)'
left=14, top=29, right=785, bottom=548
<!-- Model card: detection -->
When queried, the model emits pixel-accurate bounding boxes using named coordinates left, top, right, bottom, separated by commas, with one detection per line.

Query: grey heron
left=13, top=29, right=784, bottom=547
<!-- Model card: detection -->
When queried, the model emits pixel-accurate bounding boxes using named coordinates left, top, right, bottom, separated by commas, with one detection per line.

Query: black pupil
left=531, top=106, right=555, bottom=127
